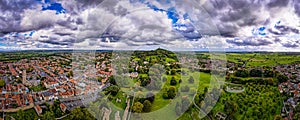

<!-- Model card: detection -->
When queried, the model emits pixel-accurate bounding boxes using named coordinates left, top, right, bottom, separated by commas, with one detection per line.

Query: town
left=0, top=51, right=300, bottom=120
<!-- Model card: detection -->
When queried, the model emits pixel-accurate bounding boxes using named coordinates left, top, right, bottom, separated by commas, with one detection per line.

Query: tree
left=235, top=70, right=249, bottom=78
left=162, top=87, right=169, bottom=99
left=162, top=77, right=167, bottom=82
left=224, top=101, right=238, bottom=117
left=277, top=74, right=288, bottom=83
left=0, top=79, right=5, bottom=87
left=135, top=91, right=145, bottom=103
left=143, top=100, right=152, bottom=112
left=171, top=69, right=176, bottom=75
left=188, top=76, right=194, bottom=83
left=106, top=85, right=120, bottom=96
left=67, top=70, right=73, bottom=78
left=16, top=110, right=24, bottom=120
left=170, top=77, right=177, bottom=86
left=249, top=69, right=262, bottom=77
left=274, top=115, right=283, bottom=120
left=293, top=113, right=300, bottom=120
left=132, top=102, right=144, bottom=113
left=108, top=76, right=116, bottom=85
left=263, top=69, right=273, bottom=77
left=295, top=103, right=300, bottom=113
left=68, top=107, right=95, bottom=120
left=42, top=111, right=55, bottom=120
left=23, top=109, right=38, bottom=120
left=146, top=92, right=155, bottom=103
left=168, top=86, right=177, bottom=99
left=204, top=87, right=208, bottom=93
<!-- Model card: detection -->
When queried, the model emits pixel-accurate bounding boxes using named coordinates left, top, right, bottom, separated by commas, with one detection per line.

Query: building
left=34, top=105, right=42, bottom=115
left=44, top=81, right=59, bottom=89
left=60, top=103, right=67, bottom=112
left=22, top=70, right=26, bottom=84
left=42, top=91, right=54, bottom=101
left=130, top=72, right=138, bottom=78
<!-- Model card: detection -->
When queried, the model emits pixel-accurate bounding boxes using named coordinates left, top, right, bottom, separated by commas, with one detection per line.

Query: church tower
left=22, top=69, right=26, bottom=84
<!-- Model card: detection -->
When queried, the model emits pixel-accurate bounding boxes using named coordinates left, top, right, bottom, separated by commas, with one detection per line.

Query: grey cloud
left=0, top=0, right=81, bottom=33
left=226, top=37, right=273, bottom=46
left=267, top=0, right=290, bottom=8
left=203, top=0, right=298, bottom=37
left=0, top=0, right=37, bottom=12
left=40, top=40, right=70, bottom=46
left=39, top=38, right=74, bottom=46
left=75, top=0, right=105, bottom=7
left=274, top=37, right=281, bottom=42
left=282, top=42, right=299, bottom=48
left=295, top=1, right=300, bottom=16
left=268, top=25, right=300, bottom=36
left=0, top=0, right=40, bottom=33
left=54, top=32, right=73, bottom=36
left=268, top=29, right=284, bottom=35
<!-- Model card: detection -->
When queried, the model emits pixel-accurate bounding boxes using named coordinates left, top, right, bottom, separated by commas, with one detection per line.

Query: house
left=42, top=91, right=54, bottom=101
left=44, top=81, right=59, bottom=89
left=60, top=103, right=67, bottom=112
left=129, top=72, right=138, bottom=78
left=34, top=105, right=42, bottom=115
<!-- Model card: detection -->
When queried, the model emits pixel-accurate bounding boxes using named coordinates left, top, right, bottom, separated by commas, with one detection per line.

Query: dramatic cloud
left=0, top=0, right=299, bottom=51
left=203, top=0, right=299, bottom=37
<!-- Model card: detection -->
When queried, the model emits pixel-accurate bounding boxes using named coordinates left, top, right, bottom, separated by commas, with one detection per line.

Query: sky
left=0, top=0, right=299, bottom=51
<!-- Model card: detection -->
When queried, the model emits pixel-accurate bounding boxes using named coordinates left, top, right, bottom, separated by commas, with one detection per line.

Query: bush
left=249, top=69, right=262, bottom=77
left=170, top=77, right=177, bottom=86
left=168, top=86, right=177, bottom=99
left=105, top=85, right=120, bottom=96
left=143, top=100, right=152, bottom=112
left=0, top=79, right=5, bottom=87
left=235, top=70, right=249, bottom=78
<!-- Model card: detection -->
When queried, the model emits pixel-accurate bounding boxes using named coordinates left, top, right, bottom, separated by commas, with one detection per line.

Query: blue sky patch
left=0, top=43, right=6, bottom=47
left=252, top=26, right=267, bottom=36
left=258, top=26, right=266, bottom=31
left=41, top=1, right=66, bottom=14
left=139, top=1, right=201, bottom=40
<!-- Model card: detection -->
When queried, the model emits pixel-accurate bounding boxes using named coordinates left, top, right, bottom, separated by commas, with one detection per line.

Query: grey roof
left=42, top=91, right=54, bottom=97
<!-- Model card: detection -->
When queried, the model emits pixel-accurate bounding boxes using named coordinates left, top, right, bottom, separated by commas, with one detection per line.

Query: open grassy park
left=99, top=50, right=293, bottom=120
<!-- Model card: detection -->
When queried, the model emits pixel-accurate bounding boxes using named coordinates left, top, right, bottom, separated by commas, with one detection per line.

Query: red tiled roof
left=35, top=105, right=42, bottom=114
left=60, top=103, right=67, bottom=112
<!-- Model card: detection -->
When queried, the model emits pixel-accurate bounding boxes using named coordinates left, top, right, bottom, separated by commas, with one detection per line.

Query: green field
left=205, top=52, right=300, bottom=67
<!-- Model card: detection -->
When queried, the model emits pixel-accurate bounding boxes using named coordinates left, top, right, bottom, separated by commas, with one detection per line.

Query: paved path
left=0, top=103, right=34, bottom=112
left=225, top=86, right=245, bottom=93
left=56, top=114, right=69, bottom=120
